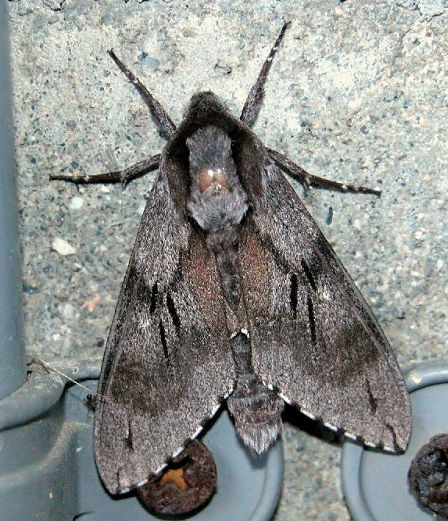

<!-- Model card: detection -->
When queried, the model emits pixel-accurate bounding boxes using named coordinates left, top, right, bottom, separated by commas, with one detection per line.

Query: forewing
left=94, top=166, right=234, bottom=495
left=238, top=160, right=411, bottom=451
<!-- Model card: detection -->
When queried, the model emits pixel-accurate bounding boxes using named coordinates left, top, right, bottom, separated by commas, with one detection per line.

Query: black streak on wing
left=301, top=259, right=317, bottom=291
left=150, top=282, right=158, bottom=314
left=166, top=292, right=181, bottom=334
left=159, top=320, right=170, bottom=364
left=306, top=295, right=316, bottom=344
left=289, top=273, right=298, bottom=317
left=366, top=378, right=378, bottom=414
left=126, top=418, right=134, bottom=450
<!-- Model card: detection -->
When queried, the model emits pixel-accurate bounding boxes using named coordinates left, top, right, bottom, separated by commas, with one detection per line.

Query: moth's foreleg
left=268, top=148, right=381, bottom=196
left=107, top=50, right=176, bottom=140
left=240, top=22, right=291, bottom=127
left=50, top=154, right=160, bottom=186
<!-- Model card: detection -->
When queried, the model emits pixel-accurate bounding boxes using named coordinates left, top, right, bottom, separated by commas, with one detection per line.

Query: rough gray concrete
left=7, top=1, right=448, bottom=519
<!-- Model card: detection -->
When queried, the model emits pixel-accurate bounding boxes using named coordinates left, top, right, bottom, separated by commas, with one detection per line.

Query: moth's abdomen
left=227, top=384, right=284, bottom=454
left=227, top=333, right=284, bottom=454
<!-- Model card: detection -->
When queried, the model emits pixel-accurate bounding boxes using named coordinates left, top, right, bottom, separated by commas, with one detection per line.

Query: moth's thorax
left=186, top=125, right=248, bottom=236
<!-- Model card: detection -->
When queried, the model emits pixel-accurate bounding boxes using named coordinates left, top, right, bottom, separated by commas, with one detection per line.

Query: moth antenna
left=240, top=21, right=291, bottom=126
left=107, top=49, right=176, bottom=139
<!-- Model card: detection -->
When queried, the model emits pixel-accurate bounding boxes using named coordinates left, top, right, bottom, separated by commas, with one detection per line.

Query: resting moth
left=51, top=22, right=411, bottom=495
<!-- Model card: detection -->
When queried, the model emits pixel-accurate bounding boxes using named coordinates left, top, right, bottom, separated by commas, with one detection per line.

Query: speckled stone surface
left=7, top=1, right=448, bottom=519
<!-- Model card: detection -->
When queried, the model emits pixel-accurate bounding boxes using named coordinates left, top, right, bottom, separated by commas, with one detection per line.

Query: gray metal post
left=0, top=2, right=26, bottom=400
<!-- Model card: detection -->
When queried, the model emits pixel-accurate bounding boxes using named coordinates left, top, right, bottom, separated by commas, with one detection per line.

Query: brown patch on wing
left=181, top=232, right=228, bottom=333
left=238, top=219, right=275, bottom=319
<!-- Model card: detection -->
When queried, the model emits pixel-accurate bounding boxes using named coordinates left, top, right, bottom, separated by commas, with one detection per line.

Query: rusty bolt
left=137, top=440, right=217, bottom=516
left=409, top=433, right=448, bottom=518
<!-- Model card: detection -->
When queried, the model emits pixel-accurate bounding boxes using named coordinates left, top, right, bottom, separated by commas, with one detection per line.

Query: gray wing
left=238, top=160, right=411, bottom=451
left=94, top=165, right=235, bottom=495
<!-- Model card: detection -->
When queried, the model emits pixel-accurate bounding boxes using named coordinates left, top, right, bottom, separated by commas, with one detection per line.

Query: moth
left=51, top=22, right=411, bottom=495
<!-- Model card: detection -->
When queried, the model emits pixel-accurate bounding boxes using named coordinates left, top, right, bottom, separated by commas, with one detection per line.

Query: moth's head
left=186, top=91, right=227, bottom=118
left=186, top=125, right=236, bottom=196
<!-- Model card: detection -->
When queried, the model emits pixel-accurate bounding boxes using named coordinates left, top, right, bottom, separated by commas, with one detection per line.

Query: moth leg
left=108, top=50, right=176, bottom=139
left=50, top=154, right=160, bottom=186
left=268, top=148, right=381, bottom=196
left=240, top=22, right=291, bottom=126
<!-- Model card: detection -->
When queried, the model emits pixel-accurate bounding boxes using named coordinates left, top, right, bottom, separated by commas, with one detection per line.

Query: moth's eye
left=198, top=168, right=232, bottom=193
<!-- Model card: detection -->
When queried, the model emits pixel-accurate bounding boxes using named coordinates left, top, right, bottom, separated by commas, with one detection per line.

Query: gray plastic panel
left=341, top=363, right=448, bottom=521
left=0, top=0, right=26, bottom=400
